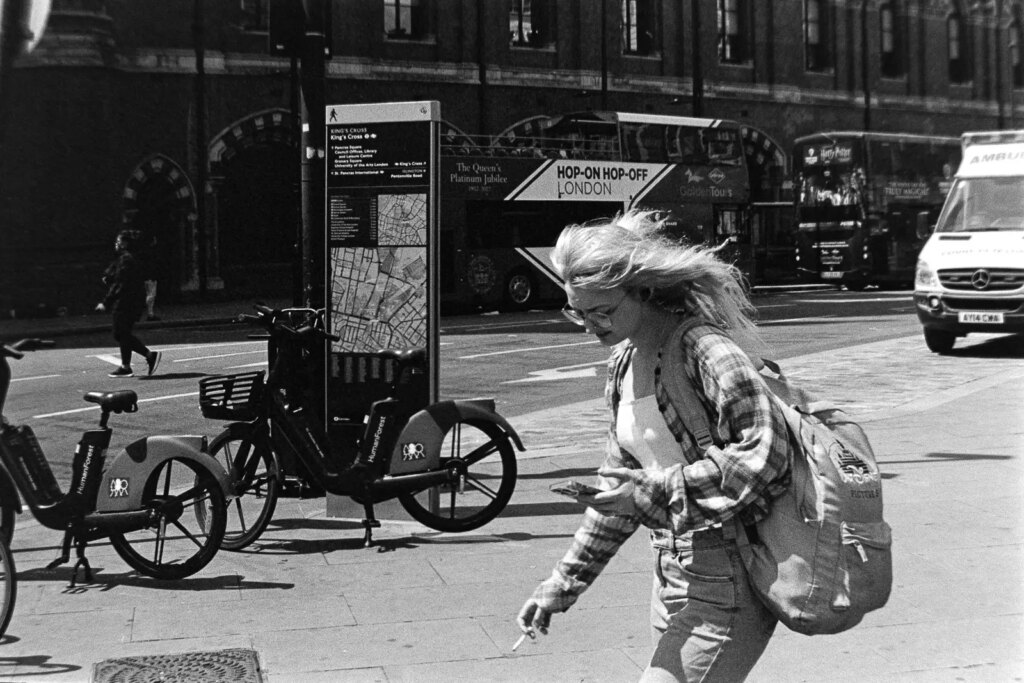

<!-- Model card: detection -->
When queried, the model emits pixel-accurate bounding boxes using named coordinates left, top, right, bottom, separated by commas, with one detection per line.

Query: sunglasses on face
left=561, top=293, right=627, bottom=330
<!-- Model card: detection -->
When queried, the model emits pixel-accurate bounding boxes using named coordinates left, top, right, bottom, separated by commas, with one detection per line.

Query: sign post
left=322, top=101, right=440, bottom=515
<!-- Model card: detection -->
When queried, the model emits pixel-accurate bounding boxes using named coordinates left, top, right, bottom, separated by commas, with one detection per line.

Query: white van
left=914, top=130, right=1024, bottom=354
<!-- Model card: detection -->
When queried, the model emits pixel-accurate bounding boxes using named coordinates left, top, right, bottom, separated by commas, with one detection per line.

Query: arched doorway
left=208, top=108, right=300, bottom=299
left=121, top=154, right=197, bottom=300
left=740, top=125, right=796, bottom=285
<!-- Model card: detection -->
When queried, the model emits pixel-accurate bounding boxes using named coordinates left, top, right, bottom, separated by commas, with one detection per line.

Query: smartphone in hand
left=549, top=480, right=602, bottom=499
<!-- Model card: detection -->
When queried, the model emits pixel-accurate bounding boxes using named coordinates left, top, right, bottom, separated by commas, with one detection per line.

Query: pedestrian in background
left=142, top=232, right=160, bottom=321
left=96, top=229, right=161, bottom=378
left=517, top=210, right=791, bottom=682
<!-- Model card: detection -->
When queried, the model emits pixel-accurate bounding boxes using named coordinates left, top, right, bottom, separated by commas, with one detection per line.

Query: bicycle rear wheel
left=0, top=535, right=15, bottom=639
left=110, top=457, right=226, bottom=580
left=197, top=424, right=279, bottom=551
left=398, top=419, right=517, bottom=532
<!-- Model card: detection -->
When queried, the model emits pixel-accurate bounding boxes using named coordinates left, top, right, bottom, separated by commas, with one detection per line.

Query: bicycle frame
left=216, top=306, right=525, bottom=545
left=1, top=340, right=232, bottom=584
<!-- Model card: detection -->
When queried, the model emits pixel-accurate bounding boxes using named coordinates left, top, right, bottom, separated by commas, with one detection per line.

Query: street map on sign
left=329, top=193, right=428, bottom=353
left=378, top=193, right=427, bottom=245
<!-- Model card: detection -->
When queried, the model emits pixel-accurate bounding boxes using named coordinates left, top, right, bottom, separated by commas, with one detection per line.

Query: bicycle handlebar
left=236, top=306, right=339, bottom=343
left=1, top=339, right=56, bottom=359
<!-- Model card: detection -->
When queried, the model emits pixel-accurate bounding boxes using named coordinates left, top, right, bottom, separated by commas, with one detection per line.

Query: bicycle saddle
left=377, top=348, right=426, bottom=365
left=83, top=390, right=139, bottom=413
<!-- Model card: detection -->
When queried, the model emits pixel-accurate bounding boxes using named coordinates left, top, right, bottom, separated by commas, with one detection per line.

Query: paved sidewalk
left=1, top=305, right=1021, bottom=681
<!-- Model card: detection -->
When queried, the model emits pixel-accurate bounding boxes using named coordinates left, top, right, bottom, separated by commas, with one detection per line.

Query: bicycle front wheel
left=197, top=424, right=279, bottom=551
left=0, top=535, right=16, bottom=639
left=398, top=419, right=517, bottom=533
left=110, top=457, right=226, bottom=580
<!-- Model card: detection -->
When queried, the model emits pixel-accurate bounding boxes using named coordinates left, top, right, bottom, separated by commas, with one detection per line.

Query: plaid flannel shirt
left=530, top=320, right=791, bottom=614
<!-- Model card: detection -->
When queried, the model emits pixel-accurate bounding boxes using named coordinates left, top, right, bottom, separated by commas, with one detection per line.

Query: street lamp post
left=299, top=0, right=327, bottom=309
left=193, top=0, right=208, bottom=296
left=862, top=0, right=871, bottom=131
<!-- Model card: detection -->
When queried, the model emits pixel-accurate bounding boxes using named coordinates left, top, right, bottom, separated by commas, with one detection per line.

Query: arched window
left=947, top=9, right=969, bottom=83
left=622, top=0, right=657, bottom=55
left=510, top=0, right=554, bottom=48
left=880, top=1, right=905, bottom=78
left=805, top=0, right=833, bottom=71
left=718, top=0, right=751, bottom=63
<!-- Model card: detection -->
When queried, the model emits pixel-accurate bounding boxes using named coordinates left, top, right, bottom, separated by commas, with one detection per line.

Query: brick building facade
left=1, top=0, right=1022, bottom=314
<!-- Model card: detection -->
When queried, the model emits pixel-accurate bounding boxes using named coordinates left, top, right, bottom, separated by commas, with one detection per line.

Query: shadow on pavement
left=886, top=452, right=1016, bottom=465
left=949, top=334, right=1024, bottom=358
left=139, top=372, right=209, bottom=381
left=516, top=467, right=598, bottom=481
left=13, top=565, right=292, bottom=592
left=0, top=652, right=80, bottom=678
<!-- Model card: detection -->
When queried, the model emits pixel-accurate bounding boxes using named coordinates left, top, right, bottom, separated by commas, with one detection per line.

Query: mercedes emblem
left=970, top=269, right=991, bottom=290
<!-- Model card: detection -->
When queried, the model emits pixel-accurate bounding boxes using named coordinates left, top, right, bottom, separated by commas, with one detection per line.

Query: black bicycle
left=0, top=339, right=229, bottom=591
left=196, top=305, right=525, bottom=549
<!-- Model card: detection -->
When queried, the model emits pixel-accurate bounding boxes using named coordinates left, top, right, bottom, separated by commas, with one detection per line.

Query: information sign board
left=323, top=101, right=439, bottom=454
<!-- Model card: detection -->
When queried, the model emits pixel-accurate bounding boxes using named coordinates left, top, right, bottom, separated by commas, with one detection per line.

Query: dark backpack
left=658, top=319, right=893, bottom=635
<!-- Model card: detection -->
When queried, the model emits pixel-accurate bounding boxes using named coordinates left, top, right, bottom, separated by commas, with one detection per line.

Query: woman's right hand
left=516, top=597, right=551, bottom=637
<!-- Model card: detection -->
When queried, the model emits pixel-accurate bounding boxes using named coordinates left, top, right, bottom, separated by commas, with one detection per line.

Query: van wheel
left=504, top=270, right=536, bottom=309
left=924, top=328, right=956, bottom=354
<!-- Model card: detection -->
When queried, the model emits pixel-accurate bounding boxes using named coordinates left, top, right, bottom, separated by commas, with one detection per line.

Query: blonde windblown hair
left=550, top=210, right=766, bottom=353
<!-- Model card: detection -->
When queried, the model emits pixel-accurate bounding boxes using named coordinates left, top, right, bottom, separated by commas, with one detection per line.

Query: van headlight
left=915, top=259, right=939, bottom=288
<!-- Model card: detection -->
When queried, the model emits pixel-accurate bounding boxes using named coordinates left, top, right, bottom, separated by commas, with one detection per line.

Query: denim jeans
left=642, top=526, right=777, bottom=682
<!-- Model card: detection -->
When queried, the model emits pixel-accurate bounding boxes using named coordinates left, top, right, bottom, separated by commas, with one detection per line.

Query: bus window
left=620, top=123, right=668, bottom=162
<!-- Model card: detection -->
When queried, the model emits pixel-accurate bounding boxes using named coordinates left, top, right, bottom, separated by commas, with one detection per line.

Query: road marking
left=442, top=319, right=564, bottom=333
left=33, top=391, right=200, bottom=419
left=793, top=297, right=912, bottom=303
left=759, top=316, right=838, bottom=325
left=458, top=339, right=599, bottom=360
left=226, top=361, right=268, bottom=369
left=503, top=360, right=606, bottom=384
left=92, top=353, right=122, bottom=367
left=11, top=374, right=60, bottom=382
left=173, top=350, right=262, bottom=362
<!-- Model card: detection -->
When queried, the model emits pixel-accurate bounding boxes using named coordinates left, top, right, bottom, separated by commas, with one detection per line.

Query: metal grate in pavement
left=92, top=648, right=263, bottom=683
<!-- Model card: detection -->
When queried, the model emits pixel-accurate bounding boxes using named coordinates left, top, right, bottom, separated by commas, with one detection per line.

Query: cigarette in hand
left=512, top=633, right=530, bottom=651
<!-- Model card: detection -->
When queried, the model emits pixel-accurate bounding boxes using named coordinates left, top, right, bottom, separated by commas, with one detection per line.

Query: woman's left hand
left=579, top=467, right=639, bottom=517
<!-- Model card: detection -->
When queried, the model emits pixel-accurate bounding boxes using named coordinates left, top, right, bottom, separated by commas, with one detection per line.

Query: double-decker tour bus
left=792, top=131, right=961, bottom=289
left=440, top=111, right=752, bottom=311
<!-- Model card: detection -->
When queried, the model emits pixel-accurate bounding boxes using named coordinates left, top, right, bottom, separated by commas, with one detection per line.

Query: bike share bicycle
left=0, top=339, right=230, bottom=619
left=195, top=305, right=525, bottom=549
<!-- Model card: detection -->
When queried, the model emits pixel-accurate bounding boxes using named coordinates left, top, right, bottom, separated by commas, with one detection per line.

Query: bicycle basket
left=198, top=371, right=265, bottom=420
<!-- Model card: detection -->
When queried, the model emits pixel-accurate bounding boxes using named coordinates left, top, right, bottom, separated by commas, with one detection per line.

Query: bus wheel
left=504, top=270, right=536, bottom=309
left=924, top=328, right=956, bottom=354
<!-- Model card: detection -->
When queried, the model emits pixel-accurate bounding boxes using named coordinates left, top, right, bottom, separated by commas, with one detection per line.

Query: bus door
left=714, top=204, right=753, bottom=280
left=750, top=202, right=796, bottom=285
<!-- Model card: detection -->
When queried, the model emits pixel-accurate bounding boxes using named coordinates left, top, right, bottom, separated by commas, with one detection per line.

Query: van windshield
left=935, top=177, right=1024, bottom=233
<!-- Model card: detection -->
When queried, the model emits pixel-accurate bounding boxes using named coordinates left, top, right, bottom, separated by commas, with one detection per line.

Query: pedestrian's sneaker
left=147, top=351, right=162, bottom=377
left=109, top=366, right=133, bottom=378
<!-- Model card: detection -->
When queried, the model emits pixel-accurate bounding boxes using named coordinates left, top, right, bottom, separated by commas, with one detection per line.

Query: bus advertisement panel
left=792, top=131, right=959, bottom=289
left=440, top=113, right=751, bottom=311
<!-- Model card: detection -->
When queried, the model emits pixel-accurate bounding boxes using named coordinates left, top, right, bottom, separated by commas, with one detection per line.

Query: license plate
left=821, top=271, right=842, bottom=279
left=958, top=311, right=1004, bottom=324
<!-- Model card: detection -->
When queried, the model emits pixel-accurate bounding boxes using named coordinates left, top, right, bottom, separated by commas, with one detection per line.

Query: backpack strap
left=656, top=317, right=719, bottom=453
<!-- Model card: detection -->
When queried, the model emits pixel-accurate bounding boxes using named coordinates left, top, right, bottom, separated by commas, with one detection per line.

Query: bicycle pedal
left=45, top=555, right=68, bottom=570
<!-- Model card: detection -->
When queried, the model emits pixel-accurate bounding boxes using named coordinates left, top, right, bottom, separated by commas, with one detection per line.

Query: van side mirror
left=915, top=212, right=934, bottom=240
